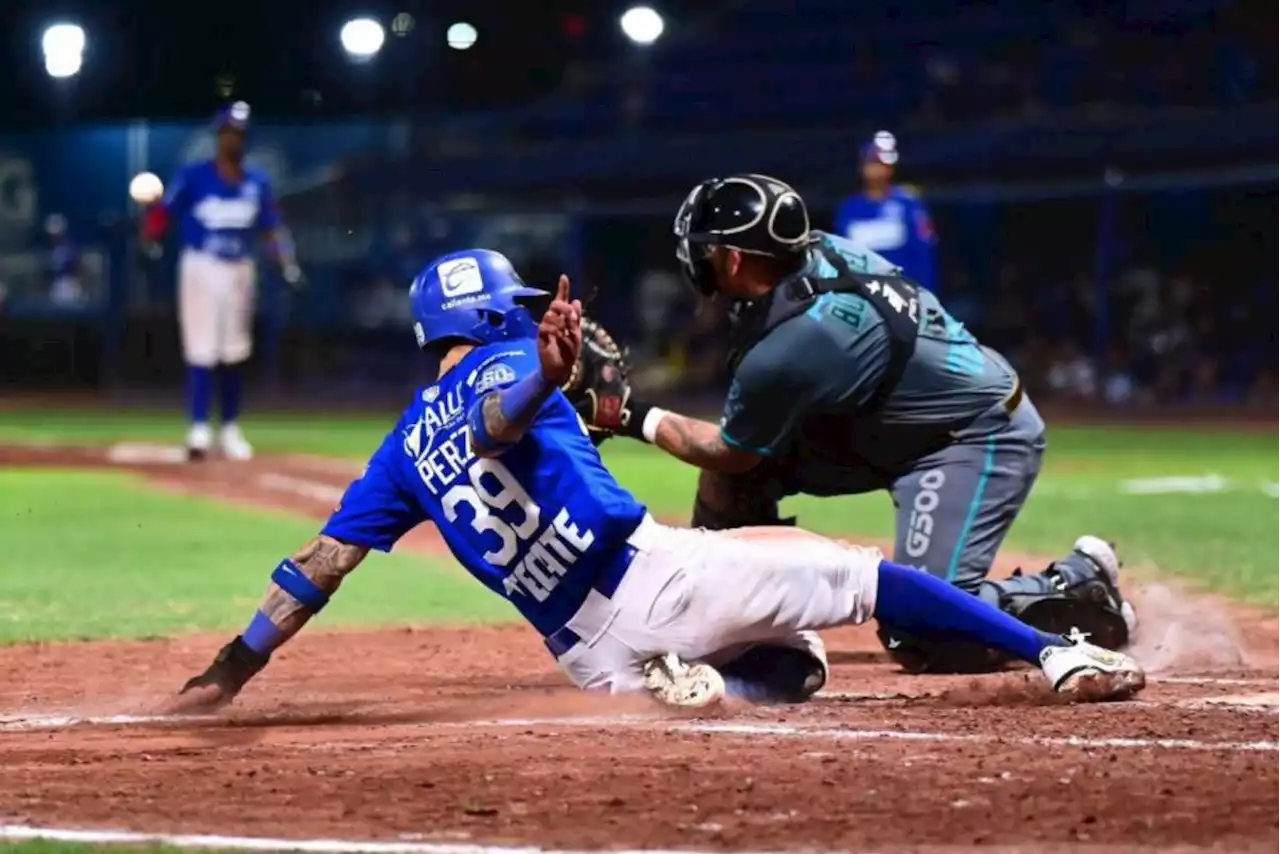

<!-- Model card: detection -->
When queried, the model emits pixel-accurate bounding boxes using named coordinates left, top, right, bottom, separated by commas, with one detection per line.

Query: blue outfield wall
left=0, top=114, right=1273, bottom=394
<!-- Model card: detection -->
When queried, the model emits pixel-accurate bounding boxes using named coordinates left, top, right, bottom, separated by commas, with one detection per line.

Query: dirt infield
left=1, top=444, right=1277, bottom=853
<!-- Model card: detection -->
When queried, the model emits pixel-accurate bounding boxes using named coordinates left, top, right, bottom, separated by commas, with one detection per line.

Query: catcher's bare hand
left=538, top=275, right=583, bottom=387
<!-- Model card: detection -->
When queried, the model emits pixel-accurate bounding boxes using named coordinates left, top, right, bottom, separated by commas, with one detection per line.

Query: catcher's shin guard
left=996, top=540, right=1132, bottom=652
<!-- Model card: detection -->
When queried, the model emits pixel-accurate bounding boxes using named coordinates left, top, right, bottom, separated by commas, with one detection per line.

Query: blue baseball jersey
left=162, top=160, right=280, bottom=261
left=834, top=187, right=938, bottom=292
left=321, top=339, right=648, bottom=635
left=49, top=242, right=80, bottom=279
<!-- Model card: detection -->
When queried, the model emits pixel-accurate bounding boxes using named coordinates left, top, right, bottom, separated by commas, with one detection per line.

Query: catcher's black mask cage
left=672, top=174, right=814, bottom=297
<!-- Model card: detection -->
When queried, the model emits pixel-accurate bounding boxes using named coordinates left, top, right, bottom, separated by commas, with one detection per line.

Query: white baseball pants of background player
left=553, top=515, right=878, bottom=695
left=179, top=249, right=256, bottom=461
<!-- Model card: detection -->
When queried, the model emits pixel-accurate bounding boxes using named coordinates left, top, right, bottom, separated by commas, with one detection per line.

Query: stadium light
left=41, top=22, right=86, bottom=79
left=446, top=22, right=478, bottom=50
left=340, top=17, right=385, bottom=60
left=619, top=6, right=664, bottom=45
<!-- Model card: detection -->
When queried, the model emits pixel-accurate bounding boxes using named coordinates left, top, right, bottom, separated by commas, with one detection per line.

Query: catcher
left=567, top=174, right=1137, bottom=690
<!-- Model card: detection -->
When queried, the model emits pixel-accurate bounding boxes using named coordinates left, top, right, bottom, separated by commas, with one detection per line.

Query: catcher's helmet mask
left=673, top=174, right=814, bottom=297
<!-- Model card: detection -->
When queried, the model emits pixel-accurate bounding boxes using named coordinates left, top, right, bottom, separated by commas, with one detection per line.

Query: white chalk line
left=1, top=711, right=1274, bottom=753
left=0, top=712, right=222, bottom=730
left=280, top=454, right=366, bottom=477
left=258, top=472, right=346, bottom=503
left=0, top=824, right=714, bottom=854
left=1154, top=676, right=1276, bottom=686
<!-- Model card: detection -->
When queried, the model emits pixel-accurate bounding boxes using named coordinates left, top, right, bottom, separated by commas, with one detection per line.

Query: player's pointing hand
left=538, top=274, right=582, bottom=387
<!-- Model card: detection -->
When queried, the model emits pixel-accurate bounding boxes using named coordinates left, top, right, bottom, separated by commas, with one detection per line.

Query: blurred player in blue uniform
left=45, top=214, right=86, bottom=307
left=141, top=101, right=302, bottom=461
left=834, top=131, right=938, bottom=292
left=169, top=249, right=1142, bottom=715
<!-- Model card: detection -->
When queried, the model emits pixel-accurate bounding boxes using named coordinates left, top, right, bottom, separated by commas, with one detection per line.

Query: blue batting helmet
left=409, top=249, right=548, bottom=351
left=215, top=100, right=251, bottom=133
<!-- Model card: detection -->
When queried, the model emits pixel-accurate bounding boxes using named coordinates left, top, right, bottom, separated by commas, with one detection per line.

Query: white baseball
left=129, top=172, right=164, bottom=204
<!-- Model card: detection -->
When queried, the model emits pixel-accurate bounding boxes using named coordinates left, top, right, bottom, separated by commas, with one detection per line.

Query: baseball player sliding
left=141, top=101, right=301, bottom=461
left=170, top=248, right=1143, bottom=714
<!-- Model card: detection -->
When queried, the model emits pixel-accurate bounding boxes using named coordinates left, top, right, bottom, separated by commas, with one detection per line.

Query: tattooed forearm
left=259, top=535, right=369, bottom=638
left=652, top=411, right=760, bottom=474
left=481, top=393, right=526, bottom=447
left=471, top=382, right=553, bottom=457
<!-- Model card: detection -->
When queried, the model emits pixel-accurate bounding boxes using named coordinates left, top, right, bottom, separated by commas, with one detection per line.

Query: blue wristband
left=242, top=610, right=283, bottom=655
left=499, top=371, right=553, bottom=424
left=271, top=558, right=330, bottom=612
left=469, top=371, right=553, bottom=454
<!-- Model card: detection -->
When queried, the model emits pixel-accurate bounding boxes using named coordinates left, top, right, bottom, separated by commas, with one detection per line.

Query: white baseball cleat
left=218, top=423, right=254, bottom=461
left=186, top=423, right=213, bottom=461
left=1072, top=535, right=1138, bottom=634
left=1040, top=637, right=1146, bottom=701
left=642, top=653, right=725, bottom=711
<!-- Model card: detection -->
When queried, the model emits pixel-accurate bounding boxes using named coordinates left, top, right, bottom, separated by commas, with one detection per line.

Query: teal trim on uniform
left=946, top=437, right=997, bottom=582
left=806, top=293, right=834, bottom=321
left=720, top=428, right=778, bottom=457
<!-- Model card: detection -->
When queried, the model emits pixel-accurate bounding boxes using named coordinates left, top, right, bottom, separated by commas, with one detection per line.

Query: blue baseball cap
left=861, top=130, right=899, bottom=165
left=215, top=101, right=251, bottom=132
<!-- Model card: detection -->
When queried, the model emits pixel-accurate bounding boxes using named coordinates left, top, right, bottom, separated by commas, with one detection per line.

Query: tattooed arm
left=468, top=274, right=582, bottom=458
left=168, top=534, right=369, bottom=713
left=648, top=410, right=762, bottom=474
left=469, top=392, right=539, bottom=458
left=255, top=535, right=369, bottom=642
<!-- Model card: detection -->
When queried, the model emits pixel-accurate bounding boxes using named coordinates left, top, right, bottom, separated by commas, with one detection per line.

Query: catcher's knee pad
left=875, top=621, right=1012, bottom=674
left=718, top=634, right=828, bottom=704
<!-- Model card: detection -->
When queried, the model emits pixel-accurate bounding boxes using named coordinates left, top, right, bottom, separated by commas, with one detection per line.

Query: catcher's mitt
left=561, top=316, right=632, bottom=445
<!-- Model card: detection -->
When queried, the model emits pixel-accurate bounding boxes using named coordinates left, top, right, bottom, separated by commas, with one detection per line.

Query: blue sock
left=874, top=561, right=1067, bottom=664
left=187, top=366, right=213, bottom=424
left=219, top=364, right=244, bottom=424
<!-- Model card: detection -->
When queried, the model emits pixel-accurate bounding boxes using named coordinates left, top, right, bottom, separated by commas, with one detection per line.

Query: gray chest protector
left=695, top=250, right=927, bottom=533
left=728, top=244, right=922, bottom=413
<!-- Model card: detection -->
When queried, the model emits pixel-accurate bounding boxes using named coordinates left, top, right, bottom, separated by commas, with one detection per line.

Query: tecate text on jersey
left=408, top=417, right=598, bottom=603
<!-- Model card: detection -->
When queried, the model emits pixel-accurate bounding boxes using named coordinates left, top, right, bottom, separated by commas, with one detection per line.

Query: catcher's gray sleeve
left=719, top=309, right=888, bottom=456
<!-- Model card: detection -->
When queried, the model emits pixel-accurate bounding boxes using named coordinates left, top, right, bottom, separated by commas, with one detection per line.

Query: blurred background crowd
left=0, top=0, right=1274, bottom=408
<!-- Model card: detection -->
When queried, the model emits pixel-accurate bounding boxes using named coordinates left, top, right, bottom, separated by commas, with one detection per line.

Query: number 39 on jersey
left=414, top=424, right=597, bottom=603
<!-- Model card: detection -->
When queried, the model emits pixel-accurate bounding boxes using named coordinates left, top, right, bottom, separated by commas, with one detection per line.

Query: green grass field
left=0, top=409, right=1275, bottom=852
left=1, top=409, right=1275, bottom=645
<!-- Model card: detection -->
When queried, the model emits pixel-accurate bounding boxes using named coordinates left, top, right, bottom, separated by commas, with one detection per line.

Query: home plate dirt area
left=0, top=445, right=1277, bottom=853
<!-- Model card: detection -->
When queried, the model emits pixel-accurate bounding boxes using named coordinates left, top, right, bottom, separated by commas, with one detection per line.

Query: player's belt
left=542, top=519, right=649, bottom=659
